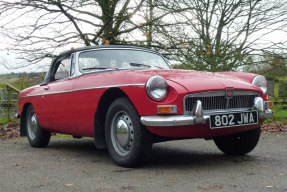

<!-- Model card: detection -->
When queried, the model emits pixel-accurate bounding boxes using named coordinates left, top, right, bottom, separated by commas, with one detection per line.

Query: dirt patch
left=262, top=121, right=287, bottom=133
left=0, top=121, right=286, bottom=141
left=0, top=122, right=20, bottom=141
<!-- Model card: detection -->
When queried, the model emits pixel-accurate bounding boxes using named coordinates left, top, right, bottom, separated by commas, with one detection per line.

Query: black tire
left=26, top=105, right=51, bottom=148
left=213, top=127, right=261, bottom=155
left=105, top=97, right=153, bottom=167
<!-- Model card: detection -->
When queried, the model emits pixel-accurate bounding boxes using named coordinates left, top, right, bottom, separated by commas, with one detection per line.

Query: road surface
left=0, top=133, right=286, bottom=192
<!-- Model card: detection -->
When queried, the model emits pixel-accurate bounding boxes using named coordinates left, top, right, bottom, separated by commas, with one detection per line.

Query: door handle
left=43, top=86, right=49, bottom=90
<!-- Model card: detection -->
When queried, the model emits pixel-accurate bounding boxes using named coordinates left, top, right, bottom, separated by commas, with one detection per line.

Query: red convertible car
left=18, top=45, right=273, bottom=167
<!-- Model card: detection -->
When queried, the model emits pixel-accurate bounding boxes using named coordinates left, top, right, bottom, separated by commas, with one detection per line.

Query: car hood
left=81, top=69, right=260, bottom=94
left=148, top=69, right=259, bottom=93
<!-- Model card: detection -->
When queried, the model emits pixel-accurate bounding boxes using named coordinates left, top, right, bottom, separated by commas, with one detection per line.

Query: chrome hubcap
left=27, top=111, right=37, bottom=140
left=111, top=112, right=134, bottom=156
left=116, top=119, right=130, bottom=147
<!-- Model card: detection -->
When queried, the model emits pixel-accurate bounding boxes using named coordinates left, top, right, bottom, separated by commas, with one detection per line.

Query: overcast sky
left=0, top=51, right=51, bottom=75
left=0, top=30, right=284, bottom=75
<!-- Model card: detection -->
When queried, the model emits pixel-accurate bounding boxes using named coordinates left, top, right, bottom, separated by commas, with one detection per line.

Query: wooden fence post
left=273, top=78, right=279, bottom=121
left=7, top=86, right=12, bottom=121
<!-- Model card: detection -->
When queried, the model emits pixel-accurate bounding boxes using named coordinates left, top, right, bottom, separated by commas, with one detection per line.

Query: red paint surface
left=18, top=69, right=268, bottom=138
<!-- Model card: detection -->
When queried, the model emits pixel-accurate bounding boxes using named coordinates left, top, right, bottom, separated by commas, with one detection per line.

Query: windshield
left=78, top=49, right=170, bottom=73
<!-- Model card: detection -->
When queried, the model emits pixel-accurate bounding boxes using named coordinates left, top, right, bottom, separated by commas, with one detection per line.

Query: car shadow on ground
left=40, top=137, right=258, bottom=169
left=47, top=137, right=109, bottom=158
left=146, top=145, right=256, bottom=169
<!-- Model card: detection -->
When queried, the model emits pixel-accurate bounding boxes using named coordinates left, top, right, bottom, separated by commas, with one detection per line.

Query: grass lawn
left=277, top=108, right=287, bottom=117
left=274, top=104, right=287, bottom=118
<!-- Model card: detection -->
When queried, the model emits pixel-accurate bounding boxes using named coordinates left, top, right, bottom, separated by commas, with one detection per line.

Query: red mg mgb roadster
left=18, top=46, right=273, bottom=167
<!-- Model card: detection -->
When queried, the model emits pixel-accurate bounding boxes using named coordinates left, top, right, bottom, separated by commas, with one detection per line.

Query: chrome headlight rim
left=252, top=75, right=267, bottom=95
left=146, top=76, right=168, bottom=101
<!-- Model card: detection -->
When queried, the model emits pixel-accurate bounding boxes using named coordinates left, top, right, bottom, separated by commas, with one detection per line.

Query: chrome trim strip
left=184, top=90, right=260, bottom=98
left=203, top=108, right=253, bottom=114
left=19, top=84, right=145, bottom=98
left=76, top=47, right=160, bottom=55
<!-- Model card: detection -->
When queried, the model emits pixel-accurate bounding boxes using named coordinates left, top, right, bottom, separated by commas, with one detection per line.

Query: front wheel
left=105, top=98, right=152, bottom=167
left=26, top=105, right=51, bottom=148
left=213, top=127, right=261, bottom=155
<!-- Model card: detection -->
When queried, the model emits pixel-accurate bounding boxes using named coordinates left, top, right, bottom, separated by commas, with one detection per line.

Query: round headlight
left=146, top=76, right=168, bottom=101
left=252, top=75, right=267, bottom=95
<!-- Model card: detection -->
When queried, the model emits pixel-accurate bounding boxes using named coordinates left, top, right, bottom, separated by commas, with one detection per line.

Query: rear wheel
left=213, top=127, right=261, bottom=155
left=26, top=105, right=51, bottom=148
left=105, top=98, right=152, bottom=167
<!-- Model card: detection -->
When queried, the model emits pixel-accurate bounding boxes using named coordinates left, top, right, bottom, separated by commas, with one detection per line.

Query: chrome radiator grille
left=184, top=91, right=260, bottom=113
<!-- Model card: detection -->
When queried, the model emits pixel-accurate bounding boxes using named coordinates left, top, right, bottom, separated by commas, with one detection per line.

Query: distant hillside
left=0, top=72, right=46, bottom=90
left=0, top=73, right=19, bottom=84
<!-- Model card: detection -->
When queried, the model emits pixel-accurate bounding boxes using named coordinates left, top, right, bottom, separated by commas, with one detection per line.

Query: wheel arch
left=20, top=102, right=32, bottom=136
left=94, top=88, right=135, bottom=149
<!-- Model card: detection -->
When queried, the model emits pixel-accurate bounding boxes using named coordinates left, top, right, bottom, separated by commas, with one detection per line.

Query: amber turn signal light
left=268, top=102, right=273, bottom=107
left=157, top=105, right=177, bottom=114
left=264, top=101, right=273, bottom=108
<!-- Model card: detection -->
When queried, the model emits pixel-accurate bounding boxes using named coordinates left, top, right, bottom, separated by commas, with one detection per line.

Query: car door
left=39, top=53, right=76, bottom=133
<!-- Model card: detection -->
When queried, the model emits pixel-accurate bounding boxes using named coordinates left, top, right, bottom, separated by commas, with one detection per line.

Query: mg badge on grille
left=225, top=88, right=234, bottom=99
left=225, top=88, right=234, bottom=109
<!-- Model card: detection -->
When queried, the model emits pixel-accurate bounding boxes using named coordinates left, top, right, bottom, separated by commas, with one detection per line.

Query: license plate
left=210, top=111, right=258, bottom=129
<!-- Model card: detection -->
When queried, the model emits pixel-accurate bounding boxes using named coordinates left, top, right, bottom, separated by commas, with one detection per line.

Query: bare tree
left=116, top=0, right=183, bottom=49
left=0, top=0, right=149, bottom=66
left=155, top=0, right=287, bottom=71
left=244, top=52, right=287, bottom=77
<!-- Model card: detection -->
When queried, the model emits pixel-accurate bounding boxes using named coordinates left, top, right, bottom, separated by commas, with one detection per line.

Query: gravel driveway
left=0, top=133, right=286, bottom=192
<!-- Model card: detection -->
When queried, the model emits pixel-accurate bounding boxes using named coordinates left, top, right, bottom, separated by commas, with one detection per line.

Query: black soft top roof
left=41, top=45, right=159, bottom=85
left=56, top=45, right=157, bottom=60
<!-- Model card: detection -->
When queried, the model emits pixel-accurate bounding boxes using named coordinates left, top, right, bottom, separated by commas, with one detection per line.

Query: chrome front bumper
left=140, top=97, right=273, bottom=127
left=140, top=110, right=273, bottom=127
left=141, top=115, right=207, bottom=126
left=15, top=113, right=20, bottom=118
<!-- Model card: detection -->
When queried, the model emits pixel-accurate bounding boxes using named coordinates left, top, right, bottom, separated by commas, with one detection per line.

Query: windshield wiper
left=82, top=67, right=108, bottom=70
left=130, top=63, right=151, bottom=68
left=154, top=65, right=164, bottom=69
left=82, top=67, right=119, bottom=71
